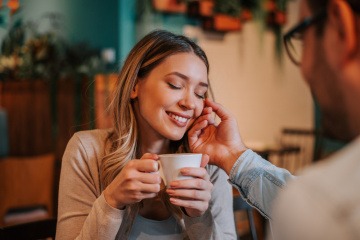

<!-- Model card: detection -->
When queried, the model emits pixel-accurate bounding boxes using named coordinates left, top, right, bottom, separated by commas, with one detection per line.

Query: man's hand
left=188, top=99, right=247, bottom=174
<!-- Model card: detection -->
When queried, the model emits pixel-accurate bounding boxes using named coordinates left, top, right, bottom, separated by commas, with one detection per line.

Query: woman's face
left=131, top=52, right=208, bottom=141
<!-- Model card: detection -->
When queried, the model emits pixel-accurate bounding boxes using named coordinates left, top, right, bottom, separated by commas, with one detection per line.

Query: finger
left=139, top=182, right=161, bottom=194
left=169, top=198, right=208, bottom=212
left=140, top=192, right=158, bottom=200
left=179, top=167, right=210, bottom=181
left=133, top=159, right=159, bottom=172
left=137, top=172, right=161, bottom=184
left=201, top=106, right=213, bottom=115
left=187, top=120, right=208, bottom=145
left=195, top=113, right=215, bottom=125
left=167, top=188, right=211, bottom=201
left=205, top=98, right=232, bottom=121
left=200, top=154, right=209, bottom=168
left=170, top=178, right=211, bottom=190
left=140, top=153, right=159, bottom=160
left=188, top=119, right=207, bottom=137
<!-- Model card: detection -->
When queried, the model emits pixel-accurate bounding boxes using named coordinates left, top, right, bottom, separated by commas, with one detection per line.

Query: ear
left=328, top=0, right=358, bottom=63
left=130, top=82, right=139, bottom=100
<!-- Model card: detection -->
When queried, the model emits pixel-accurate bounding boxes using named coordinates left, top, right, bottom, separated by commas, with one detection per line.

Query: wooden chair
left=271, top=128, right=317, bottom=174
left=0, top=154, right=56, bottom=226
left=0, top=218, right=57, bottom=240
left=233, top=194, right=258, bottom=240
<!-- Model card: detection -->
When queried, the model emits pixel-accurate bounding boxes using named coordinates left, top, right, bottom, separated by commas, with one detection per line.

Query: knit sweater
left=56, top=129, right=236, bottom=240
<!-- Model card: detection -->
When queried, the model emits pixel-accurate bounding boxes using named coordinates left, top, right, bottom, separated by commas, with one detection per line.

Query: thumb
left=200, top=154, right=209, bottom=168
left=140, top=153, right=159, bottom=160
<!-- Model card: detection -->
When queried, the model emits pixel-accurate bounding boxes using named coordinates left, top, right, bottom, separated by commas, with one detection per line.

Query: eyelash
left=167, top=83, right=205, bottom=99
left=168, top=83, right=181, bottom=90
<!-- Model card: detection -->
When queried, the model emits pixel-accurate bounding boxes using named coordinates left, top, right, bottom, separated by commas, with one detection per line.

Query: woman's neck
left=138, top=136, right=171, bottom=156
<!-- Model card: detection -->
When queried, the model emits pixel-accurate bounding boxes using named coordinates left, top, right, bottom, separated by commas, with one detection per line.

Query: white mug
left=158, top=153, right=202, bottom=187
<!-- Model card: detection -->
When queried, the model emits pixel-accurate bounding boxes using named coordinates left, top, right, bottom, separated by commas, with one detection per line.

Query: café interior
left=0, top=0, right=347, bottom=239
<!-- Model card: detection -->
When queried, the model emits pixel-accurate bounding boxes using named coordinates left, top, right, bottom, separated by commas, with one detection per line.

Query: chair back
left=273, top=128, right=316, bottom=174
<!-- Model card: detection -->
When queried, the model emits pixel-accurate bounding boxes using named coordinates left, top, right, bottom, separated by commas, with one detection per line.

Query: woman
left=56, top=30, right=236, bottom=239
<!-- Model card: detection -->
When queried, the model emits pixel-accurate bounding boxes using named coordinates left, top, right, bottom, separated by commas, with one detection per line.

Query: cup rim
left=158, top=153, right=202, bottom=157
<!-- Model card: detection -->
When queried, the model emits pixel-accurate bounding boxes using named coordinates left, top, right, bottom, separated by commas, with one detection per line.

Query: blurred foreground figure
left=189, top=0, right=360, bottom=239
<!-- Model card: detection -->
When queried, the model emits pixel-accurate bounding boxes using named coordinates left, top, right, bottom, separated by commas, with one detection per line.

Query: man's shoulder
left=299, top=136, right=360, bottom=186
left=271, top=137, right=360, bottom=239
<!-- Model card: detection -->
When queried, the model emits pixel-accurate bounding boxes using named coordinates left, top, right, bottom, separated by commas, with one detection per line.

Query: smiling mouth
left=168, top=112, right=189, bottom=124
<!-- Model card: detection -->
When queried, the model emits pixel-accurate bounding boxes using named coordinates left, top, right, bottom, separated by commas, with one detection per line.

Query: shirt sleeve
left=183, top=166, right=237, bottom=239
left=228, top=149, right=294, bottom=219
left=56, top=133, right=125, bottom=240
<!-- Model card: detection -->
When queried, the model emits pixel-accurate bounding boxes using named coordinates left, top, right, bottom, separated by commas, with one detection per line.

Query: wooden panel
left=0, top=154, right=55, bottom=226
left=0, top=81, right=52, bottom=156
left=94, top=74, right=117, bottom=129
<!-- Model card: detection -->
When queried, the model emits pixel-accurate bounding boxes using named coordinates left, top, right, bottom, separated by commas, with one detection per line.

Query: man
left=188, top=0, right=360, bottom=239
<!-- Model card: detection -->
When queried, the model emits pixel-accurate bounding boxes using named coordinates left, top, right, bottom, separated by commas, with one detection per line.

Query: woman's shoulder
left=66, top=128, right=113, bottom=159
left=72, top=128, right=112, bottom=144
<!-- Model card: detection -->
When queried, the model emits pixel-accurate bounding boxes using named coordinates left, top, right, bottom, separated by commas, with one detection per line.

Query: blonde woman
left=56, top=30, right=236, bottom=239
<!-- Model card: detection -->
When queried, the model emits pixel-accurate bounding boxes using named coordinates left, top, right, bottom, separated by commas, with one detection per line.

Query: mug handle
left=157, top=160, right=167, bottom=186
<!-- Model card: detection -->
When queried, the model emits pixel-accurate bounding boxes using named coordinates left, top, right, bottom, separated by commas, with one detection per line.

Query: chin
left=162, top=130, right=186, bottom=141
left=167, top=134, right=185, bottom=141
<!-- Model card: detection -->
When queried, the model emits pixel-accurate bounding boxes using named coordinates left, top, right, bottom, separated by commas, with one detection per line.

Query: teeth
left=169, top=113, right=188, bottom=123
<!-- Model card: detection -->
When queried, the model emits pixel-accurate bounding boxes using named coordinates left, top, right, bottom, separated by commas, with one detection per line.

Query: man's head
left=285, top=0, right=360, bottom=142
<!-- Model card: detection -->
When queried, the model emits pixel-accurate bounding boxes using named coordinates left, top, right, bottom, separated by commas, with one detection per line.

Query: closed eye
left=167, top=83, right=181, bottom=89
left=195, top=93, right=205, bottom=99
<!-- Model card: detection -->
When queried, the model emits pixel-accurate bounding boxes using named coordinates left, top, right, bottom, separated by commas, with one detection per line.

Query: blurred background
left=0, top=0, right=346, bottom=239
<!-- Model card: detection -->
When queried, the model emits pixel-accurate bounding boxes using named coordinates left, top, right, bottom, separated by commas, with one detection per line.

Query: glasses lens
left=285, top=34, right=303, bottom=65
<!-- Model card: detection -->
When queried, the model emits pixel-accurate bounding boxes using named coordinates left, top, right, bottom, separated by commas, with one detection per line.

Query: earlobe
left=329, top=0, right=358, bottom=61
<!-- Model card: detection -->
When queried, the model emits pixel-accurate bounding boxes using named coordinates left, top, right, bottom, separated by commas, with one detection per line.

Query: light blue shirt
left=228, top=149, right=294, bottom=219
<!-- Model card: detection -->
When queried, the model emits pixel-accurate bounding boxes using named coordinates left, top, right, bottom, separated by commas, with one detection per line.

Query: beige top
left=56, top=129, right=236, bottom=239
left=271, top=137, right=360, bottom=240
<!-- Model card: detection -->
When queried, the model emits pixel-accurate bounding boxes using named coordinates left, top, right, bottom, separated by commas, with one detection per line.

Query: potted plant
left=0, top=15, right=103, bottom=156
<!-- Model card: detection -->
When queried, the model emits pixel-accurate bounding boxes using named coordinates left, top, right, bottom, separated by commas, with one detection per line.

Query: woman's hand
left=103, top=153, right=161, bottom=209
left=166, top=155, right=213, bottom=217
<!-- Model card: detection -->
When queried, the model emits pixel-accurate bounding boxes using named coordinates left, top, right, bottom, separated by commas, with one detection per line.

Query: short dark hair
left=307, top=0, right=360, bottom=34
left=307, top=0, right=360, bottom=14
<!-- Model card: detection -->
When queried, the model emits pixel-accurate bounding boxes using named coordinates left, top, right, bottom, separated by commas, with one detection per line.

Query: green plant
left=0, top=13, right=103, bottom=81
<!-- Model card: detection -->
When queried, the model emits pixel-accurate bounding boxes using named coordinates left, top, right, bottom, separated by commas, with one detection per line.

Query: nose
left=179, top=91, right=196, bottom=110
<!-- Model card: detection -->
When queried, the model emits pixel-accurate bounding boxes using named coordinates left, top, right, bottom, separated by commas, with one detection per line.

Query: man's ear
left=130, top=82, right=139, bottom=100
left=328, top=0, right=358, bottom=63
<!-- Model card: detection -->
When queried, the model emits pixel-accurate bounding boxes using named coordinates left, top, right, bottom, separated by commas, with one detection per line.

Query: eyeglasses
left=283, top=12, right=327, bottom=66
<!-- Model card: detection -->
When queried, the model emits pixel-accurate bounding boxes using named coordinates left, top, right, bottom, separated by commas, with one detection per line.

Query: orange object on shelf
left=214, top=14, right=242, bottom=32
left=199, top=0, right=214, bottom=17
left=152, top=0, right=186, bottom=13
left=7, top=0, right=20, bottom=14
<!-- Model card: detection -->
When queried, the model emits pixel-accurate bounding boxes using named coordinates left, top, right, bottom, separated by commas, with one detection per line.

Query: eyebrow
left=165, top=72, right=209, bottom=88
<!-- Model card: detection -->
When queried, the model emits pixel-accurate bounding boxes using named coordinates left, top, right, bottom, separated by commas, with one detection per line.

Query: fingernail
left=166, top=189, right=175, bottom=195
left=154, top=162, right=159, bottom=171
left=170, top=181, right=179, bottom=187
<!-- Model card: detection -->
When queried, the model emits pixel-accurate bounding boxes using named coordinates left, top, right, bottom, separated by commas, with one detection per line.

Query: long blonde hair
left=100, top=29, right=210, bottom=188
left=100, top=30, right=210, bottom=236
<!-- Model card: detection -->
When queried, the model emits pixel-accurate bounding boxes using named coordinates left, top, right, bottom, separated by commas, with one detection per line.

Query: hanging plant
left=185, top=0, right=289, bottom=59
